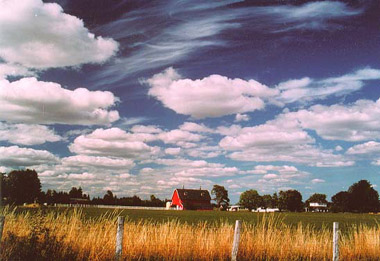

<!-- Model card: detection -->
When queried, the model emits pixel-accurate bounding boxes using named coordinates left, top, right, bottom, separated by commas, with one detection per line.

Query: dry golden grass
left=1, top=207, right=380, bottom=260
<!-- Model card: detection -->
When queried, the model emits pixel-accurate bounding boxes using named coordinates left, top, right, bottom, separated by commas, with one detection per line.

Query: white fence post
left=333, top=222, right=339, bottom=261
left=231, top=220, right=241, bottom=261
left=115, top=216, right=125, bottom=261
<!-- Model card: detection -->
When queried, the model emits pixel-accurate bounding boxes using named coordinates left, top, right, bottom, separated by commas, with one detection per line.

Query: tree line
left=212, top=180, right=380, bottom=213
left=0, top=169, right=165, bottom=207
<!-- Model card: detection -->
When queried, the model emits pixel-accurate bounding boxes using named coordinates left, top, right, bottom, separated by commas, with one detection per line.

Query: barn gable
left=171, top=188, right=212, bottom=210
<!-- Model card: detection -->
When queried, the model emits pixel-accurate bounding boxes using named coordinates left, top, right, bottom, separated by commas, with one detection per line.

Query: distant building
left=305, top=202, right=328, bottom=212
left=253, top=207, right=280, bottom=213
left=171, top=188, right=213, bottom=210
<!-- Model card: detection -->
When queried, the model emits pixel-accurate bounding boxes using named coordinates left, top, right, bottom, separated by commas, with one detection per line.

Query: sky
left=1, top=0, right=380, bottom=203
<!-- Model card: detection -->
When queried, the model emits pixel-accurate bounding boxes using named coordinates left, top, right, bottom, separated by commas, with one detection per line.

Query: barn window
left=201, top=192, right=205, bottom=197
left=184, top=192, right=188, bottom=196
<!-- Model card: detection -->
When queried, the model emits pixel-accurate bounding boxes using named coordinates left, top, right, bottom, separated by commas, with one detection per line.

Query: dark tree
left=239, top=189, right=263, bottom=211
left=261, top=194, right=273, bottom=208
left=331, top=191, right=350, bottom=212
left=211, top=185, right=230, bottom=207
left=279, top=190, right=303, bottom=212
left=7, top=169, right=41, bottom=205
left=305, top=193, right=328, bottom=206
left=271, top=192, right=279, bottom=208
left=103, top=190, right=115, bottom=205
left=348, top=180, right=380, bottom=212
left=0, top=173, right=7, bottom=205
left=69, top=187, right=83, bottom=198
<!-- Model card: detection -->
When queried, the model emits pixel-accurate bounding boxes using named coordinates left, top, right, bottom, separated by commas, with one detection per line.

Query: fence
left=112, top=218, right=341, bottom=261
left=0, top=213, right=344, bottom=260
left=54, top=204, right=167, bottom=210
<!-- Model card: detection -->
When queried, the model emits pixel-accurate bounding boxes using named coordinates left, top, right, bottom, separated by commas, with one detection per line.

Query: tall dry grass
left=1, top=208, right=380, bottom=260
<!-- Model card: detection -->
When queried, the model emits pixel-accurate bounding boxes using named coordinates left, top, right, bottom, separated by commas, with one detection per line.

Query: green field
left=11, top=206, right=380, bottom=231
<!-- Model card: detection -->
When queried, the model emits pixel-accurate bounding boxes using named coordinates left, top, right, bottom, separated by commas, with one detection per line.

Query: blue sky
left=1, top=0, right=380, bottom=203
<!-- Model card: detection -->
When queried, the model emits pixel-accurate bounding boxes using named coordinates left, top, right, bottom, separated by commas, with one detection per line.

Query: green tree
left=239, top=189, right=263, bottom=211
left=7, top=169, right=41, bottom=205
left=261, top=194, right=273, bottom=208
left=331, top=191, right=350, bottom=212
left=271, top=192, right=279, bottom=208
left=103, top=190, right=115, bottom=205
left=348, top=180, right=379, bottom=212
left=69, top=187, right=83, bottom=198
left=305, top=193, right=328, bottom=206
left=211, top=185, right=230, bottom=207
left=279, top=190, right=303, bottom=212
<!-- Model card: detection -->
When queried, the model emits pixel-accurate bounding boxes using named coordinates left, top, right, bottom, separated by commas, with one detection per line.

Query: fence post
left=231, top=220, right=241, bottom=261
left=0, top=216, right=4, bottom=245
left=115, top=216, right=125, bottom=261
left=333, top=222, right=339, bottom=261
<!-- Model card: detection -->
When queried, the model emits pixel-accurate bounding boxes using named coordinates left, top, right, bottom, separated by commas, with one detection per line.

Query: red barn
left=171, top=188, right=213, bottom=210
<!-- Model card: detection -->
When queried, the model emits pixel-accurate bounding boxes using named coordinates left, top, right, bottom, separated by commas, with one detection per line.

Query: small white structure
left=166, top=201, right=172, bottom=210
left=228, top=205, right=242, bottom=211
left=306, top=202, right=328, bottom=212
left=253, top=207, right=280, bottom=213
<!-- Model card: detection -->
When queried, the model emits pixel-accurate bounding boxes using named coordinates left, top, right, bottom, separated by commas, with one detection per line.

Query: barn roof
left=176, top=189, right=211, bottom=201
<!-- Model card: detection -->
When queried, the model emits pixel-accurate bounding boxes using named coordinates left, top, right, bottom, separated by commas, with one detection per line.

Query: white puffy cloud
left=145, top=157, right=238, bottom=177
left=67, top=173, right=96, bottom=180
left=311, top=179, right=325, bottom=184
left=158, top=129, right=205, bottom=146
left=131, top=125, right=163, bottom=134
left=61, top=155, right=135, bottom=170
left=179, top=122, right=214, bottom=133
left=235, top=113, right=250, bottom=122
left=0, top=64, right=34, bottom=79
left=0, top=0, right=118, bottom=69
left=346, top=141, right=380, bottom=155
left=219, top=117, right=354, bottom=167
left=0, top=145, right=58, bottom=167
left=0, top=122, right=61, bottom=145
left=147, top=68, right=278, bottom=118
left=165, top=147, right=181, bottom=156
left=0, top=77, right=119, bottom=125
left=283, top=98, right=380, bottom=142
left=68, top=128, right=160, bottom=159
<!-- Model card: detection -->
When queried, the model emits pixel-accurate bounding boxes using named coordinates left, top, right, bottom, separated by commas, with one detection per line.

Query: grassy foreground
left=2, top=207, right=380, bottom=260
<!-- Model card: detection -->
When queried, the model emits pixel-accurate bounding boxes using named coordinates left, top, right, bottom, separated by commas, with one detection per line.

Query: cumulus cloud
left=165, top=147, right=181, bottom=156
left=179, top=122, right=214, bottom=133
left=0, top=145, right=58, bottom=167
left=0, top=77, right=119, bottom=125
left=346, top=141, right=380, bottom=155
left=0, top=0, right=118, bottom=69
left=0, top=122, right=61, bottom=145
left=147, top=68, right=380, bottom=118
left=235, top=113, right=250, bottom=122
left=219, top=117, right=354, bottom=167
left=0, top=64, right=34, bottom=79
left=146, top=158, right=238, bottom=178
left=158, top=129, right=205, bottom=145
left=283, top=98, right=380, bottom=142
left=61, top=155, right=135, bottom=170
left=68, top=128, right=160, bottom=159
left=147, top=68, right=278, bottom=118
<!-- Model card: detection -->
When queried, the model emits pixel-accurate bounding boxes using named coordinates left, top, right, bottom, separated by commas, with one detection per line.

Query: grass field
left=2, top=206, right=380, bottom=260
left=13, top=206, right=380, bottom=231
